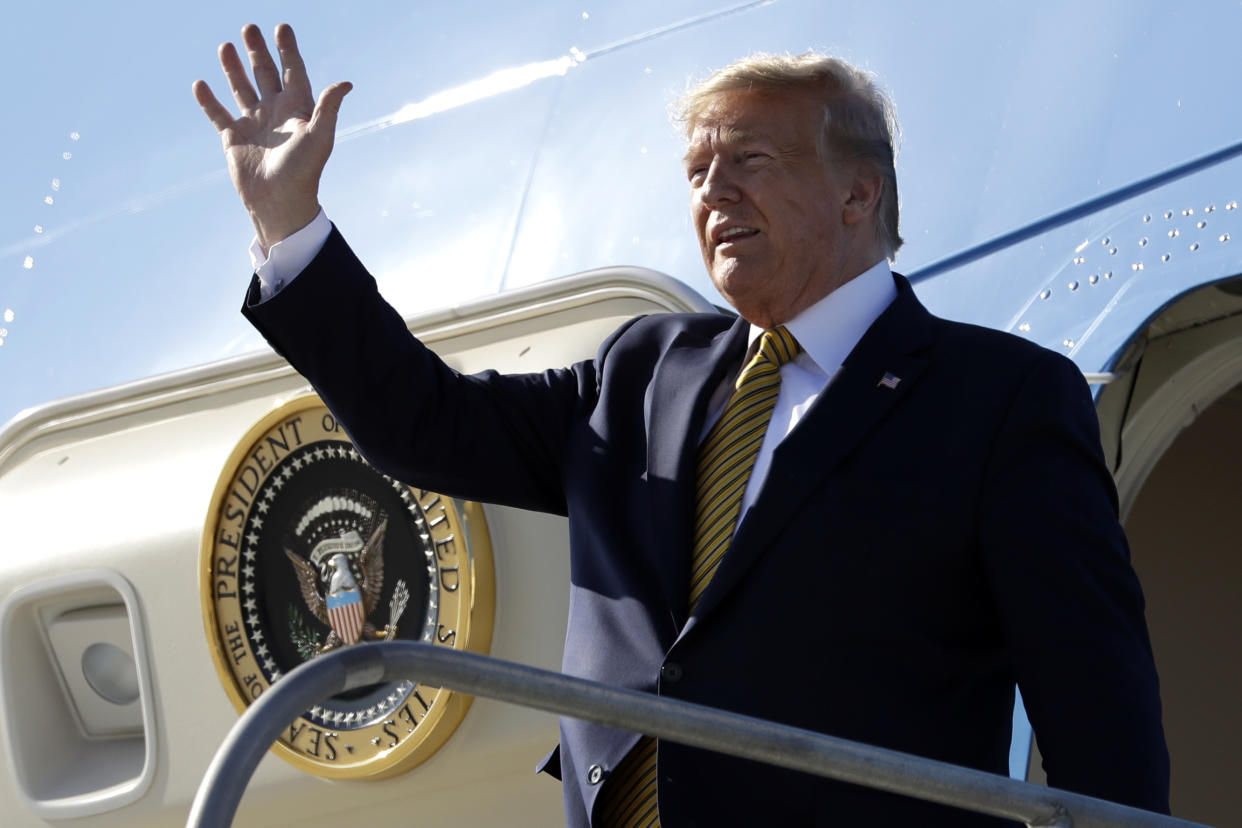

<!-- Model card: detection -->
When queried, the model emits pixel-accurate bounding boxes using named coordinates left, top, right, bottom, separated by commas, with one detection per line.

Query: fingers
left=308, top=81, right=353, bottom=138
left=218, top=40, right=260, bottom=112
left=197, top=22, right=322, bottom=136
left=192, top=80, right=234, bottom=132
left=274, top=23, right=312, bottom=101
left=241, top=24, right=282, bottom=98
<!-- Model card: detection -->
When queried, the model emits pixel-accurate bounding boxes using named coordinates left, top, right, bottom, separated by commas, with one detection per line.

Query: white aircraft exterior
left=0, top=2, right=1238, bottom=825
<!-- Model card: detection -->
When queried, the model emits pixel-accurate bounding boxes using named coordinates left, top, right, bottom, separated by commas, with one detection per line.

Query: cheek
left=690, top=198, right=706, bottom=233
left=781, top=202, right=829, bottom=246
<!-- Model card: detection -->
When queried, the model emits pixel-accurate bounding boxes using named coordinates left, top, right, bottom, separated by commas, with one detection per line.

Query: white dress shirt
left=250, top=213, right=897, bottom=524
left=250, top=209, right=334, bottom=301
left=701, top=259, right=897, bottom=519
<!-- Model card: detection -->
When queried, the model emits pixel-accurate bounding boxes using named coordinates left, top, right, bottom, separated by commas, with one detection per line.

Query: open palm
left=193, top=24, right=351, bottom=249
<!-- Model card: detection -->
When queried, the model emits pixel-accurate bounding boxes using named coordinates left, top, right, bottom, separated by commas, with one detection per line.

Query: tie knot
left=758, top=326, right=800, bottom=367
left=734, top=326, right=800, bottom=390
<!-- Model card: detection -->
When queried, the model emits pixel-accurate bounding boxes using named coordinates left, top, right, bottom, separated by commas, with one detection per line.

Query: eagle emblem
left=284, top=494, right=406, bottom=653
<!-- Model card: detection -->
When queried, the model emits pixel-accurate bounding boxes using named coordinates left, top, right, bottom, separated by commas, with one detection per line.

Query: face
left=685, top=88, right=875, bottom=328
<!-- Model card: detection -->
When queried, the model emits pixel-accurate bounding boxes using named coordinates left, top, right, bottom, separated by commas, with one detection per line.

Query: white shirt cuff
left=249, top=209, right=333, bottom=302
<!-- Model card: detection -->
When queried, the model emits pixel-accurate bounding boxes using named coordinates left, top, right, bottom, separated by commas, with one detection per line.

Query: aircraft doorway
left=1020, top=277, right=1242, bottom=823
left=1124, top=380, right=1242, bottom=826
left=1086, top=276, right=1242, bottom=824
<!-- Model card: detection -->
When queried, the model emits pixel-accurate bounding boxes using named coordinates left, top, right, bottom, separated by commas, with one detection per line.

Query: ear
left=841, top=163, right=883, bottom=227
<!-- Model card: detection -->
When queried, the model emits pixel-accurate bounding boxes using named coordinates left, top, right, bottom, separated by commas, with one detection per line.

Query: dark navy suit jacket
left=244, top=228, right=1169, bottom=826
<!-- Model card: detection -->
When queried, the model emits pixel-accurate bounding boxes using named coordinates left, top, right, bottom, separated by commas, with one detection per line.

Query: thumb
left=309, top=81, right=353, bottom=137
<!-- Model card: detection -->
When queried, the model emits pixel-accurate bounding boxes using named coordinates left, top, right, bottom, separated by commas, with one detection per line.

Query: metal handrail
left=188, top=643, right=1206, bottom=828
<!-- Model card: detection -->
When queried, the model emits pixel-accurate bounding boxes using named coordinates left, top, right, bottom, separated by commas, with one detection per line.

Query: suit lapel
left=686, top=276, right=937, bottom=625
left=645, top=316, right=749, bottom=633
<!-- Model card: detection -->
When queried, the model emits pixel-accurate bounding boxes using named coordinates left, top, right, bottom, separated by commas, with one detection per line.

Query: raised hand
left=192, top=23, right=351, bottom=250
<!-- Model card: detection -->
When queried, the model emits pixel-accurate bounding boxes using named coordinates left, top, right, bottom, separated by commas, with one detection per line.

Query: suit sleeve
left=977, top=350, right=1170, bottom=813
left=242, top=226, right=620, bottom=515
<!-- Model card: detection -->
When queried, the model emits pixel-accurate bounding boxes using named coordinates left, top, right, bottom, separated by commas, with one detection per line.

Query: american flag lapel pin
left=877, top=372, right=901, bottom=390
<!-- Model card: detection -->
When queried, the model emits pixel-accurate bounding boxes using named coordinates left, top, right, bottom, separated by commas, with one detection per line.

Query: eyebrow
left=682, top=127, right=795, bottom=165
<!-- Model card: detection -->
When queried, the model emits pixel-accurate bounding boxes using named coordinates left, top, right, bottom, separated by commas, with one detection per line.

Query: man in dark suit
left=195, top=24, right=1169, bottom=826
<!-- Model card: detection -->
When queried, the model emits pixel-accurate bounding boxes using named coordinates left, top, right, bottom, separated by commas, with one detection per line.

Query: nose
left=698, top=158, right=741, bottom=206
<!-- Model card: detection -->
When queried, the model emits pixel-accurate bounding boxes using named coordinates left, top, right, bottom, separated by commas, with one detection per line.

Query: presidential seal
left=201, top=396, right=494, bottom=779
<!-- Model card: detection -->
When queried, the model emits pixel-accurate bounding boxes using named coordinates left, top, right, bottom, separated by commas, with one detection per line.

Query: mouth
left=712, top=225, right=760, bottom=247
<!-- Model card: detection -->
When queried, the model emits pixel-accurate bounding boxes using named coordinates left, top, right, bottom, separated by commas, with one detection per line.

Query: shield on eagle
left=326, top=584, right=366, bottom=645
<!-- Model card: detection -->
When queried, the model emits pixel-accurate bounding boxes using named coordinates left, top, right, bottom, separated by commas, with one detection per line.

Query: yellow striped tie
left=595, top=327, right=799, bottom=828
left=594, top=735, right=659, bottom=827
left=690, top=326, right=800, bottom=612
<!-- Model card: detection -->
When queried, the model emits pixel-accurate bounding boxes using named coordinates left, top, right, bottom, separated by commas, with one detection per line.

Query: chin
left=711, top=268, right=766, bottom=306
left=710, top=259, right=746, bottom=287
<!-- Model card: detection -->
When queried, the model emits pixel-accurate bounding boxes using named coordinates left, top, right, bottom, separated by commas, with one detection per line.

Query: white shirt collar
left=746, top=258, right=897, bottom=375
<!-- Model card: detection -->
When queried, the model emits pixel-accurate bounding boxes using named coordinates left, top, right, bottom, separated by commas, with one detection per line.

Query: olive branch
left=288, top=604, right=321, bottom=661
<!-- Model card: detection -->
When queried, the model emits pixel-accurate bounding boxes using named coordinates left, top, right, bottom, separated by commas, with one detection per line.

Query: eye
left=741, top=151, right=769, bottom=164
left=686, top=164, right=708, bottom=184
